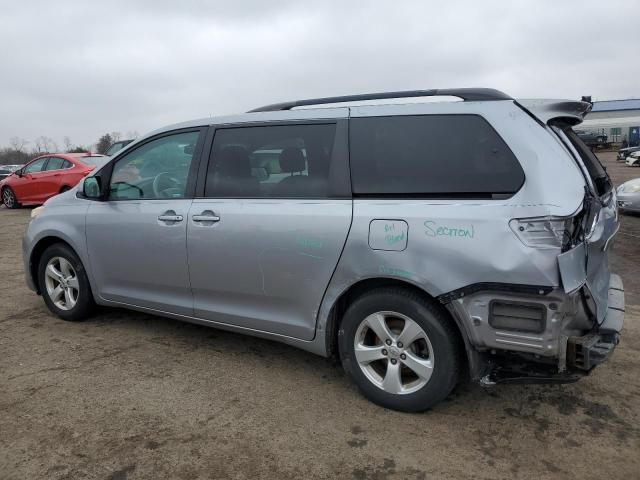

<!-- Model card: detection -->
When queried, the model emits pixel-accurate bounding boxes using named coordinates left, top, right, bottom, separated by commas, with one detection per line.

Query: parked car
left=0, top=166, right=20, bottom=181
left=23, top=89, right=623, bottom=412
left=105, top=139, right=134, bottom=156
left=575, top=129, right=608, bottom=148
left=1, top=153, right=107, bottom=208
left=625, top=151, right=640, bottom=167
left=617, top=145, right=640, bottom=161
left=617, top=178, right=640, bottom=213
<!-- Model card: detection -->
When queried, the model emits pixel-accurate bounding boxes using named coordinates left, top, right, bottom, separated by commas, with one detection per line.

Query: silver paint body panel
left=186, top=198, right=352, bottom=340
left=85, top=200, right=194, bottom=316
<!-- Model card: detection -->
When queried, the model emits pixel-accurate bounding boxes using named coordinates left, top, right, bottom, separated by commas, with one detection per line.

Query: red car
left=1, top=153, right=107, bottom=209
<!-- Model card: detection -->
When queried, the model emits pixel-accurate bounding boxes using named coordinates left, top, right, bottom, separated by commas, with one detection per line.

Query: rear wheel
left=339, top=288, right=462, bottom=412
left=38, top=243, right=95, bottom=321
left=2, top=187, right=19, bottom=209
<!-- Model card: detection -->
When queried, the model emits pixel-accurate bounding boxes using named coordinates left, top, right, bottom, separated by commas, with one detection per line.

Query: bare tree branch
left=9, top=136, right=29, bottom=153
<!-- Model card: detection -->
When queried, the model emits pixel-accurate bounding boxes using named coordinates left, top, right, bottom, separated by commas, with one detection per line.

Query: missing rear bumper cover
left=488, top=300, right=546, bottom=333
left=566, top=333, right=619, bottom=371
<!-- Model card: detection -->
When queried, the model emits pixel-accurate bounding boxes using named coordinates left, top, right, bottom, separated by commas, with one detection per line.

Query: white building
left=581, top=99, right=640, bottom=145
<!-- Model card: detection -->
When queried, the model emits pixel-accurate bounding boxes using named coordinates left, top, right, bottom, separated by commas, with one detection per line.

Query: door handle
left=192, top=211, right=220, bottom=223
left=158, top=214, right=183, bottom=222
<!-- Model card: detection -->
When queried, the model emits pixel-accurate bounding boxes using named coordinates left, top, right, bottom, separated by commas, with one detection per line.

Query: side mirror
left=16, top=169, right=23, bottom=177
left=83, top=176, right=102, bottom=199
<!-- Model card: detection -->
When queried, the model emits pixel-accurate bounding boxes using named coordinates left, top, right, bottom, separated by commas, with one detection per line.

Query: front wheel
left=38, top=243, right=95, bottom=321
left=339, top=288, right=462, bottom=412
left=2, top=187, right=19, bottom=209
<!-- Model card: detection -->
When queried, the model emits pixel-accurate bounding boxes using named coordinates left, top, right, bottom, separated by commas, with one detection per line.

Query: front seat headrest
left=279, top=147, right=305, bottom=173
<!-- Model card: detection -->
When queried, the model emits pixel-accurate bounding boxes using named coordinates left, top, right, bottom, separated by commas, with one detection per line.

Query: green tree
left=96, top=133, right=113, bottom=155
left=68, top=146, right=91, bottom=153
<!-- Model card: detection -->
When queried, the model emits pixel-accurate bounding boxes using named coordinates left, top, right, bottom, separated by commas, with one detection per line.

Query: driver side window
left=24, top=158, right=48, bottom=174
left=109, top=131, right=200, bottom=200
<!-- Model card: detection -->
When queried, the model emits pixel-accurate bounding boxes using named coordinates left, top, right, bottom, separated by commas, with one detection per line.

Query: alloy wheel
left=2, top=189, right=15, bottom=208
left=44, top=256, right=80, bottom=311
left=354, top=311, right=434, bottom=395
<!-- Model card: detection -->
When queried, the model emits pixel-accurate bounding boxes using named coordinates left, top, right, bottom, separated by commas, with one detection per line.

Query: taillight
left=509, top=217, right=571, bottom=249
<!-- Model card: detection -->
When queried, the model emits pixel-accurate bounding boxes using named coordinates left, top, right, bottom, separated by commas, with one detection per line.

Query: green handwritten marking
left=424, top=220, right=475, bottom=239
left=379, top=265, right=413, bottom=279
left=385, top=231, right=405, bottom=245
left=384, top=223, right=396, bottom=233
left=296, top=237, right=324, bottom=249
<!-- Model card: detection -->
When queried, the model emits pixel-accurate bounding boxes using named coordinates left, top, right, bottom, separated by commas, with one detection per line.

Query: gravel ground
left=1, top=151, right=639, bottom=479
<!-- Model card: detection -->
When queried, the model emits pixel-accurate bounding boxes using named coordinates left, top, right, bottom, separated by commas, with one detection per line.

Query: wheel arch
left=2, top=184, right=17, bottom=202
left=29, top=236, right=78, bottom=294
left=324, top=277, right=480, bottom=379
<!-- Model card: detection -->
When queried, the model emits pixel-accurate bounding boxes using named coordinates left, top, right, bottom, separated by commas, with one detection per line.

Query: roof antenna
left=581, top=95, right=592, bottom=105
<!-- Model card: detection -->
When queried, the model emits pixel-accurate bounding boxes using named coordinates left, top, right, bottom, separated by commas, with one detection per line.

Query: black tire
left=2, top=187, right=19, bottom=209
left=59, top=185, right=71, bottom=193
left=38, top=243, right=95, bottom=321
left=339, top=288, right=462, bottom=412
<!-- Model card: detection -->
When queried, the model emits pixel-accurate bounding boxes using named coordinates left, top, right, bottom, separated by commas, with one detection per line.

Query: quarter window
left=205, top=124, right=336, bottom=198
left=349, top=115, right=525, bottom=197
left=564, top=128, right=612, bottom=196
left=109, top=131, right=200, bottom=200
left=23, top=158, right=48, bottom=174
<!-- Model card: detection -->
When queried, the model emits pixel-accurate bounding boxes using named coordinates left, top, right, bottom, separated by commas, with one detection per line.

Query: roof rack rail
left=248, top=88, right=512, bottom=113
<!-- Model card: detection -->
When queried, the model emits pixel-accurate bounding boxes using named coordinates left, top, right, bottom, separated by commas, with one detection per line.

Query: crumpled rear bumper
left=566, top=274, right=624, bottom=371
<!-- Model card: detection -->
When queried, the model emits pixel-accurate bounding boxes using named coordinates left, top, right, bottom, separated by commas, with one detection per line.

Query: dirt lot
left=1, top=151, right=639, bottom=479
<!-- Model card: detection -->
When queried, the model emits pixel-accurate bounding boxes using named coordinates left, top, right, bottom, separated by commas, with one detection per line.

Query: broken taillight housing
left=510, top=192, right=599, bottom=250
left=509, top=217, right=571, bottom=249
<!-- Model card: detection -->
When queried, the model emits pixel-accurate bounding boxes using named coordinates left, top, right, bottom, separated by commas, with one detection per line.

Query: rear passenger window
left=45, top=157, right=65, bottom=170
left=205, top=124, right=336, bottom=198
left=349, top=115, right=524, bottom=197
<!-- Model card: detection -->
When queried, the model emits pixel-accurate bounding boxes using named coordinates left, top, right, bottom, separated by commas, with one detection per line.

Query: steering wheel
left=152, top=172, right=182, bottom=198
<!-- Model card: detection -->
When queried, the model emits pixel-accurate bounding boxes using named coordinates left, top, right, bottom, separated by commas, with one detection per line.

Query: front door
left=187, top=121, right=352, bottom=340
left=12, top=157, right=49, bottom=203
left=85, top=129, right=204, bottom=315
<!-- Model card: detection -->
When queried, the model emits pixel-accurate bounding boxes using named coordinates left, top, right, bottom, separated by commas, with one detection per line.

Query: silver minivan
left=23, top=89, right=624, bottom=411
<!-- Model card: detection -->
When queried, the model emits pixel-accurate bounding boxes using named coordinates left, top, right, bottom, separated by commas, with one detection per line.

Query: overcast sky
left=0, top=0, right=637, bottom=149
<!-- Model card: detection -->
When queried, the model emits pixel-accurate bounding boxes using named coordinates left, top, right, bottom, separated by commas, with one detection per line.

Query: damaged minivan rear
left=475, top=99, right=624, bottom=382
left=335, top=93, right=624, bottom=411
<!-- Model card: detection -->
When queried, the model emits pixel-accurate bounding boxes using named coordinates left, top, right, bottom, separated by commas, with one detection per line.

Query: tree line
left=0, top=131, right=138, bottom=166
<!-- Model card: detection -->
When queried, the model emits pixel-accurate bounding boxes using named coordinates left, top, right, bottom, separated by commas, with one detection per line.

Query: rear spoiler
left=516, top=99, right=592, bottom=126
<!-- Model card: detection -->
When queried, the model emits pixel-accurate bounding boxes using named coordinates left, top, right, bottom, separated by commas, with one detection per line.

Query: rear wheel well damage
left=325, top=278, right=477, bottom=379
left=29, top=237, right=76, bottom=294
